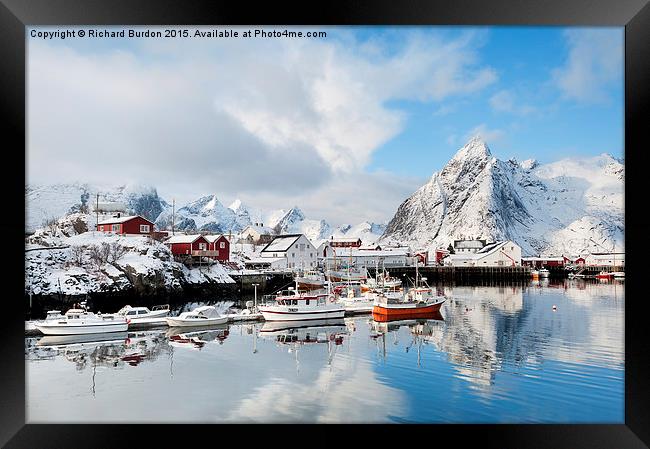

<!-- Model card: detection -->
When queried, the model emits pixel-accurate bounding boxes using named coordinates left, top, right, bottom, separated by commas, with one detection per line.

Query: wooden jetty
left=368, top=265, right=532, bottom=281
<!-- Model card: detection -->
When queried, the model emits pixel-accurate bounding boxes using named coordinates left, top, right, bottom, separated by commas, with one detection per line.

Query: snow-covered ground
left=25, top=215, right=234, bottom=298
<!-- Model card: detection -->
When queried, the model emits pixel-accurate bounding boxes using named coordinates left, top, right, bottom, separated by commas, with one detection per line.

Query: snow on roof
left=261, top=234, right=303, bottom=253
left=166, top=234, right=206, bottom=244
left=204, top=234, right=225, bottom=243
left=522, top=256, right=566, bottom=261
left=97, top=215, right=150, bottom=225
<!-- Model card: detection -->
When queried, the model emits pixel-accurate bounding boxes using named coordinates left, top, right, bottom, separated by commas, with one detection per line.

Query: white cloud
left=27, top=27, right=497, bottom=225
left=551, top=29, right=623, bottom=103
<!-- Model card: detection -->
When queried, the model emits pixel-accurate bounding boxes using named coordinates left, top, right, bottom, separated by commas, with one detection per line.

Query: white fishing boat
left=26, top=310, right=64, bottom=334
left=295, top=270, right=326, bottom=290
left=327, top=267, right=368, bottom=283
left=539, top=268, right=550, bottom=278
left=258, top=285, right=345, bottom=321
left=612, top=271, right=625, bottom=278
left=165, top=305, right=228, bottom=327
left=34, top=308, right=129, bottom=335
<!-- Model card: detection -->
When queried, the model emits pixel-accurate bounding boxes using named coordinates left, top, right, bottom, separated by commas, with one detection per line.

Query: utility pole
left=95, top=193, right=99, bottom=234
left=172, top=198, right=175, bottom=235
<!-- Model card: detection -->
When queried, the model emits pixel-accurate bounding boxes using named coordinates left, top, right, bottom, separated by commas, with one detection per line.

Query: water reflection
left=26, top=281, right=624, bottom=423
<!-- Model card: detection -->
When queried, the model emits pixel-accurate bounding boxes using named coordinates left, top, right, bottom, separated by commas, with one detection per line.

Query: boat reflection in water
left=370, top=313, right=445, bottom=366
left=260, top=319, right=348, bottom=369
left=166, top=324, right=230, bottom=350
left=33, top=330, right=172, bottom=370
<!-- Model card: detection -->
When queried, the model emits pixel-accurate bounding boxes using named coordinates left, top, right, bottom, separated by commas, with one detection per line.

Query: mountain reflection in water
left=26, top=280, right=623, bottom=423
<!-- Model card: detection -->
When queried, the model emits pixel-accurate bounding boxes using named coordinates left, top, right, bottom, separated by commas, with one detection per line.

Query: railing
left=191, top=250, right=220, bottom=257
left=152, top=304, right=170, bottom=311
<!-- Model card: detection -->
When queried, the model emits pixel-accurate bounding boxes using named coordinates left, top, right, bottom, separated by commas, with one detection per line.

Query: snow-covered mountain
left=25, top=183, right=168, bottom=233
left=333, top=221, right=386, bottom=244
left=380, top=137, right=624, bottom=256
left=154, top=194, right=244, bottom=234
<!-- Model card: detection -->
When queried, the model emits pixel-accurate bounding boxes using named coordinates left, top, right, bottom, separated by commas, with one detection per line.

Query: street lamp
left=252, top=283, right=260, bottom=311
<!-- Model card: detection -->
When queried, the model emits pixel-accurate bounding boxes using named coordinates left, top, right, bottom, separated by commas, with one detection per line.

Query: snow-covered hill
left=380, top=137, right=624, bottom=256
left=26, top=183, right=168, bottom=233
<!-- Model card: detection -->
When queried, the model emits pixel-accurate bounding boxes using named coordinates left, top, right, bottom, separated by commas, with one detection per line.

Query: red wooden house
left=166, top=234, right=211, bottom=257
left=205, top=235, right=230, bottom=261
left=96, top=215, right=154, bottom=235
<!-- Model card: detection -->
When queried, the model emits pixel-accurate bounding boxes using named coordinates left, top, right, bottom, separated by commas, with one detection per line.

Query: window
left=292, top=253, right=295, bottom=258
left=220, top=242, right=225, bottom=248
left=140, top=224, right=150, bottom=233
left=112, top=224, right=120, bottom=232
left=199, top=243, right=207, bottom=250
left=292, top=299, right=297, bottom=305
left=310, top=253, right=313, bottom=257
left=127, top=310, right=137, bottom=315
left=295, top=244, right=298, bottom=249
left=306, top=299, right=310, bottom=305
left=300, top=244, right=305, bottom=251
left=100, top=225, right=104, bottom=231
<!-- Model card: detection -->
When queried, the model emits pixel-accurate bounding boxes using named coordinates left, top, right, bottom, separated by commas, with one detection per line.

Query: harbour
left=25, top=279, right=624, bottom=423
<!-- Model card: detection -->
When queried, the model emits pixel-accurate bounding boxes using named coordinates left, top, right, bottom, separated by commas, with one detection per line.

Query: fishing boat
left=34, top=308, right=130, bottom=335
left=373, top=265, right=446, bottom=321
left=539, top=268, right=550, bottom=278
left=295, top=270, right=326, bottom=290
left=531, top=269, right=540, bottom=279
left=612, top=271, right=625, bottom=278
left=595, top=271, right=614, bottom=280
left=258, top=285, right=345, bottom=321
left=165, top=305, right=228, bottom=327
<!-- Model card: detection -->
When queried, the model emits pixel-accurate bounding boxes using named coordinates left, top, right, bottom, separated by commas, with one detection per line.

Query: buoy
left=552, top=305, right=557, bottom=311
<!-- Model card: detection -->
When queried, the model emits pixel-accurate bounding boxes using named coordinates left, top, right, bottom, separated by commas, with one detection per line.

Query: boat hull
left=34, top=321, right=129, bottom=335
left=165, top=316, right=228, bottom=327
left=258, top=307, right=345, bottom=321
left=372, top=300, right=444, bottom=321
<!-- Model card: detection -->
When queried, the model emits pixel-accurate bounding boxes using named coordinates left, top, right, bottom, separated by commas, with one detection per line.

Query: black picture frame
left=1, top=0, right=648, bottom=447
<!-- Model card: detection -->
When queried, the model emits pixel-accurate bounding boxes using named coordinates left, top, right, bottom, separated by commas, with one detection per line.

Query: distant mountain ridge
left=26, top=184, right=386, bottom=244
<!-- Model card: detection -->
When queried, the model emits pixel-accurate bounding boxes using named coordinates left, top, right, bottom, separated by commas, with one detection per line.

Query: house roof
left=261, top=234, right=304, bottom=253
left=450, top=241, right=516, bottom=260
left=204, top=234, right=226, bottom=243
left=97, top=215, right=153, bottom=225
left=166, top=234, right=207, bottom=244
left=330, top=237, right=362, bottom=243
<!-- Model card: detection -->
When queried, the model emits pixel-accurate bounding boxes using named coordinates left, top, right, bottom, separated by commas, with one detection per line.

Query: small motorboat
left=595, top=271, right=614, bottom=280
left=34, top=308, right=129, bottom=335
left=165, top=305, right=228, bottom=327
left=531, top=269, right=540, bottom=279
left=612, top=271, right=625, bottom=278
left=539, top=268, right=550, bottom=278
left=116, top=304, right=170, bottom=327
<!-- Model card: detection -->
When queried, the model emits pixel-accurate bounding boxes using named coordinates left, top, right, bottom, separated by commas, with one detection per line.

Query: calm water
left=26, top=279, right=624, bottom=423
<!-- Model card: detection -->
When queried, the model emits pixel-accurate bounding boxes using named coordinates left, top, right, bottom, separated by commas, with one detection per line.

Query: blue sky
left=27, top=26, right=624, bottom=223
